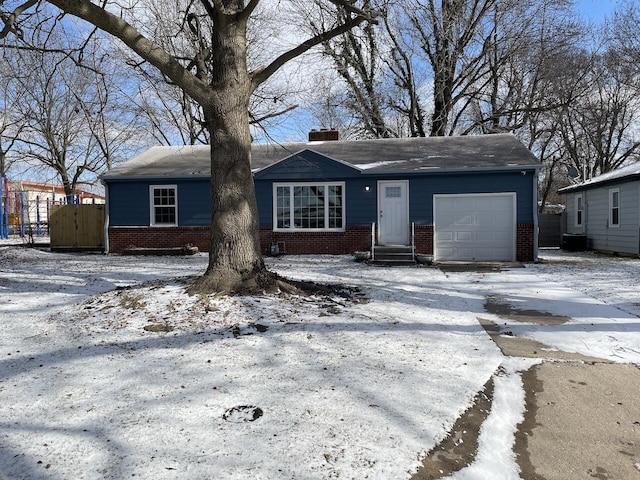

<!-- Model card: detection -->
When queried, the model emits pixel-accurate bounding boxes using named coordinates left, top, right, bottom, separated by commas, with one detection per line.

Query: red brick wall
left=414, top=225, right=433, bottom=254
left=259, top=226, right=372, bottom=255
left=108, top=226, right=210, bottom=253
left=108, top=223, right=535, bottom=261
left=517, top=223, right=534, bottom=262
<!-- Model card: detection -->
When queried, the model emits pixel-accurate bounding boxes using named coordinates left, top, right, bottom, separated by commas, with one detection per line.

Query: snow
left=0, top=245, right=638, bottom=479
left=560, top=161, right=640, bottom=192
left=444, top=359, right=537, bottom=480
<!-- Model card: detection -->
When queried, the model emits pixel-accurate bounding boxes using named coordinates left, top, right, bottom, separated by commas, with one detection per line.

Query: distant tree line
left=1, top=0, right=638, bottom=214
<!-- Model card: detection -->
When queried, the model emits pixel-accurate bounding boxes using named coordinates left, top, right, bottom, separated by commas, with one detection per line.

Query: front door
left=378, top=180, right=409, bottom=245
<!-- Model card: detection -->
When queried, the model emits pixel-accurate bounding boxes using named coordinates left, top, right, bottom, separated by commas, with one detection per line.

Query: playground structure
left=0, top=177, right=105, bottom=241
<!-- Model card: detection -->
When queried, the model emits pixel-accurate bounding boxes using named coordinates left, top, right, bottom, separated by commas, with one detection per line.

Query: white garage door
left=434, top=193, right=516, bottom=262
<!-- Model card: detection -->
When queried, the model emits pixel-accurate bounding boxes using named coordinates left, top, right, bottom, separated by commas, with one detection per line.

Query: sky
left=574, top=0, right=619, bottom=23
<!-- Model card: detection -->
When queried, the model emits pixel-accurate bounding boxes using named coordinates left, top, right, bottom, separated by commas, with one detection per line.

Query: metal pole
left=19, top=191, right=25, bottom=237
left=2, top=180, right=8, bottom=239
left=36, top=195, right=41, bottom=237
left=0, top=176, right=5, bottom=239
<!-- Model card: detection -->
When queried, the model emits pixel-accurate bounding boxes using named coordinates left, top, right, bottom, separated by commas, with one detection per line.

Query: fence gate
left=538, top=213, right=565, bottom=248
left=50, top=204, right=105, bottom=251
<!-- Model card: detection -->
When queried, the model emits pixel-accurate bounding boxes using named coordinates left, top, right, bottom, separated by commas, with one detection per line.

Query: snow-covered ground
left=0, top=245, right=638, bottom=479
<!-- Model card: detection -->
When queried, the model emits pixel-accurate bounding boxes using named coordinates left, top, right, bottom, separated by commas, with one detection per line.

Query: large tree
left=1, top=0, right=374, bottom=293
left=0, top=48, right=24, bottom=177
left=13, top=43, right=138, bottom=199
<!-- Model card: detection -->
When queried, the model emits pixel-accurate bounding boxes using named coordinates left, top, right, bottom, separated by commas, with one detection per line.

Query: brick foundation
left=259, top=226, right=372, bottom=255
left=414, top=225, right=433, bottom=255
left=516, top=223, right=534, bottom=262
left=108, top=223, right=535, bottom=261
left=108, top=226, right=210, bottom=254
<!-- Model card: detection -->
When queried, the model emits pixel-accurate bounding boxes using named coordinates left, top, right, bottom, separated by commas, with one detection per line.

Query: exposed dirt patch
left=477, top=318, right=605, bottom=362
left=438, top=263, right=523, bottom=273
left=143, top=323, right=174, bottom=333
left=412, top=378, right=494, bottom=479
left=484, top=295, right=570, bottom=325
left=515, top=364, right=546, bottom=480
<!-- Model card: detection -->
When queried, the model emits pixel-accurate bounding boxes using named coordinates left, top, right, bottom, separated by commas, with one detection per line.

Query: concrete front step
left=372, top=245, right=415, bottom=264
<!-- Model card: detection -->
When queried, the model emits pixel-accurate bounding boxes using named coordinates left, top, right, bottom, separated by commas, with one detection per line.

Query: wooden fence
left=538, top=213, right=566, bottom=248
left=50, top=204, right=105, bottom=251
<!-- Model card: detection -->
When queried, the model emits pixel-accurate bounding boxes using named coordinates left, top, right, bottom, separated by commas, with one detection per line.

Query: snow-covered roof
left=102, top=134, right=540, bottom=180
left=559, top=162, right=640, bottom=193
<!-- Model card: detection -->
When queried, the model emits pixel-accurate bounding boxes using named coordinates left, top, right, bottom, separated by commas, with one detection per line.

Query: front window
left=150, top=185, right=177, bottom=226
left=609, top=188, right=620, bottom=227
left=274, top=183, right=345, bottom=231
left=575, top=194, right=583, bottom=227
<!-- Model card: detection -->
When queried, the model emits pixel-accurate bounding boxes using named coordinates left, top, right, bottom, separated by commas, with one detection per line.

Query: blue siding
left=254, top=170, right=535, bottom=227
left=407, top=171, right=534, bottom=224
left=255, top=181, right=273, bottom=226
left=179, top=181, right=211, bottom=226
left=108, top=179, right=210, bottom=226
left=254, top=150, right=362, bottom=181
left=108, top=181, right=150, bottom=226
left=108, top=165, right=535, bottom=228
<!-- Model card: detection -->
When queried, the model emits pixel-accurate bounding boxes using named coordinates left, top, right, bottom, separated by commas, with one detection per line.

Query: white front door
left=378, top=180, right=409, bottom=245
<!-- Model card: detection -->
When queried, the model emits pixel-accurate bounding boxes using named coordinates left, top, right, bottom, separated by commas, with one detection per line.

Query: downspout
left=533, top=168, right=539, bottom=261
left=102, top=179, right=110, bottom=254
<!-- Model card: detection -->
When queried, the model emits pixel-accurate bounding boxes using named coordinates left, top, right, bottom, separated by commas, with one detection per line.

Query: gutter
left=101, top=164, right=541, bottom=182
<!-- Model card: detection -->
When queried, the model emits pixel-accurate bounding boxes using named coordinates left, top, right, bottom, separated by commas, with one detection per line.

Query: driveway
left=414, top=253, right=640, bottom=480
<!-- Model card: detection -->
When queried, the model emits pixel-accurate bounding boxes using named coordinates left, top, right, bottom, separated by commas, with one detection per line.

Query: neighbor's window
left=274, top=182, right=345, bottom=231
left=150, top=185, right=177, bottom=226
left=609, top=188, right=620, bottom=227
left=575, top=194, right=583, bottom=227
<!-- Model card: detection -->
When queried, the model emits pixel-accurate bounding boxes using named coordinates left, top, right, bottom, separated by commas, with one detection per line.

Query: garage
left=434, top=193, right=516, bottom=262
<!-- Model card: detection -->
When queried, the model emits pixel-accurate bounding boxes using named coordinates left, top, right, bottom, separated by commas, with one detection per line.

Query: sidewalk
left=413, top=273, right=640, bottom=480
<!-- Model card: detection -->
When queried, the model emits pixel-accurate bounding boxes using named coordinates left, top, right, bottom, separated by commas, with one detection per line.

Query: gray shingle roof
left=101, top=133, right=539, bottom=180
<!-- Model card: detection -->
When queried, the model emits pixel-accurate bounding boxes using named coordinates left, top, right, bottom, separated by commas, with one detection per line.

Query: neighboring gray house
left=559, top=163, right=640, bottom=256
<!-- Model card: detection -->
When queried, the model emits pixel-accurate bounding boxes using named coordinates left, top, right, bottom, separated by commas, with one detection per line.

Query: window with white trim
left=609, top=188, right=620, bottom=227
left=274, top=182, right=345, bottom=231
left=575, top=194, right=583, bottom=227
left=150, top=185, right=177, bottom=226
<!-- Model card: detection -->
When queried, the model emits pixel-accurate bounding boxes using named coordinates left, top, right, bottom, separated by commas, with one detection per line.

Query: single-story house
left=559, top=162, right=640, bottom=256
left=100, top=133, right=540, bottom=262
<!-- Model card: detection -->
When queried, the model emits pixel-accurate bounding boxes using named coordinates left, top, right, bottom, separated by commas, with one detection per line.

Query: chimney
left=308, top=128, right=340, bottom=142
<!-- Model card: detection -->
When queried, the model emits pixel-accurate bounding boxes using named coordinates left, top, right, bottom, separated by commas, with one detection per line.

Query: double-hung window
left=575, top=194, right=583, bottom=227
left=609, top=188, right=620, bottom=227
left=150, top=185, right=177, bottom=226
left=274, top=182, right=345, bottom=231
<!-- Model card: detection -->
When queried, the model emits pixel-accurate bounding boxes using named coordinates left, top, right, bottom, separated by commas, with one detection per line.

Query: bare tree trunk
left=189, top=11, right=268, bottom=294
left=2, top=0, right=372, bottom=294
left=196, top=106, right=267, bottom=293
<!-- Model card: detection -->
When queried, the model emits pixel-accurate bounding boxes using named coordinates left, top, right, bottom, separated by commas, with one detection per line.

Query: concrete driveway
left=413, top=263, right=640, bottom=480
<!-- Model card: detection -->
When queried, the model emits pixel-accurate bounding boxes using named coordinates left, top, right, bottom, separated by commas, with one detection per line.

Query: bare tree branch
left=0, top=0, right=38, bottom=39
left=250, top=3, right=374, bottom=89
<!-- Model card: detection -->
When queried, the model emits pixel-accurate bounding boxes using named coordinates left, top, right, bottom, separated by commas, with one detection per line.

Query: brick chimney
left=308, top=128, right=340, bottom=142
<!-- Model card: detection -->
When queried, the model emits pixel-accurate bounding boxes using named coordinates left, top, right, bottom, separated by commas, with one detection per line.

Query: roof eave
left=362, top=164, right=540, bottom=175
left=558, top=173, right=640, bottom=193
left=101, top=173, right=211, bottom=182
